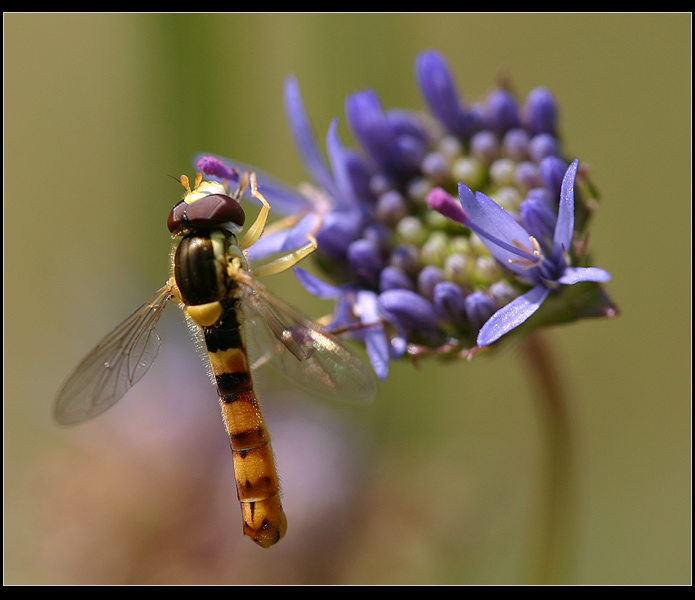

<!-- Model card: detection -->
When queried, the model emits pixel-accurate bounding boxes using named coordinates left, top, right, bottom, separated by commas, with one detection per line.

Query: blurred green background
left=4, top=13, right=690, bottom=585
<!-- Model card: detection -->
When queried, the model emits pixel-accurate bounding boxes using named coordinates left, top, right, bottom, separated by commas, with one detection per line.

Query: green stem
left=522, top=331, right=576, bottom=585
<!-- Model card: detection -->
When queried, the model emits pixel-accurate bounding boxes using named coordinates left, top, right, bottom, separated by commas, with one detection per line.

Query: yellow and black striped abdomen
left=175, top=229, right=286, bottom=548
left=204, top=306, right=287, bottom=548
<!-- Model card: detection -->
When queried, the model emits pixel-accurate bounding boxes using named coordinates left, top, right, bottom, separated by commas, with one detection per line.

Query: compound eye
left=167, top=193, right=246, bottom=234
left=168, top=201, right=188, bottom=233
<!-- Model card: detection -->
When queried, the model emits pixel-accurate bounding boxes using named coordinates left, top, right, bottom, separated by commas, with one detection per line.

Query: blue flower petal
left=325, top=119, right=358, bottom=209
left=245, top=213, right=320, bottom=263
left=433, top=280, right=467, bottom=327
left=484, top=89, right=521, bottom=134
left=524, top=87, right=558, bottom=136
left=416, top=50, right=467, bottom=138
left=538, top=156, right=567, bottom=198
left=557, top=266, right=612, bottom=285
left=246, top=228, right=288, bottom=262
left=347, top=237, right=384, bottom=288
left=284, top=76, right=338, bottom=198
left=553, top=159, right=578, bottom=251
left=379, top=265, right=415, bottom=292
left=314, top=209, right=363, bottom=262
left=378, top=288, right=441, bottom=334
left=293, top=267, right=342, bottom=299
left=356, top=290, right=390, bottom=381
left=465, top=290, right=497, bottom=332
left=477, top=284, right=550, bottom=346
left=279, top=213, right=322, bottom=253
left=457, top=184, right=541, bottom=273
left=519, top=196, right=556, bottom=247
left=346, top=90, right=426, bottom=175
left=346, top=90, right=391, bottom=166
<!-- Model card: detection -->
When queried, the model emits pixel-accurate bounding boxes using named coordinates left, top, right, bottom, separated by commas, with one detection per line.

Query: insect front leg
left=239, top=171, right=271, bottom=251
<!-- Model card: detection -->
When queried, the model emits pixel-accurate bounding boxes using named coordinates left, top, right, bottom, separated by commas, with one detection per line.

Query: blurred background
left=4, top=13, right=690, bottom=585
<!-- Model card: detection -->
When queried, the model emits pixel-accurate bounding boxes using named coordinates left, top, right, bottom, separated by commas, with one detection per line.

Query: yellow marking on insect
left=232, top=444, right=280, bottom=499
left=241, top=496, right=287, bottom=548
left=220, top=390, right=266, bottom=443
left=218, top=386, right=287, bottom=547
left=185, top=301, right=224, bottom=328
left=207, top=347, right=250, bottom=378
left=179, top=172, right=226, bottom=204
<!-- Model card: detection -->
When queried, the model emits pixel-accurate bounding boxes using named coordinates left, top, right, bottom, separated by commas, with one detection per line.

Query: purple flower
left=427, top=159, right=611, bottom=346
left=194, top=49, right=617, bottom=377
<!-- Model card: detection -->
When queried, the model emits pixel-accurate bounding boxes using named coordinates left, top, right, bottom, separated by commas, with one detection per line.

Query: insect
left=53, top=170, right=376, bottom=548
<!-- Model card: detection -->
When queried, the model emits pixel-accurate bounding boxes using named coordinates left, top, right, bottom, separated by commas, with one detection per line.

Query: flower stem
left=521, top=331, right=576, bottom=584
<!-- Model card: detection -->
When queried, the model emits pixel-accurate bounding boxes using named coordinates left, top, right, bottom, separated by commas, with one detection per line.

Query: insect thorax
left=173, top=229, right=244, bottom=327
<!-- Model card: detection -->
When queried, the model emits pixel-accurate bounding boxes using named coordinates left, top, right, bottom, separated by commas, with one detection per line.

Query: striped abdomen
left=174, top=230, right=286, bottom=548
left=204, top=304, right=287, bottom=548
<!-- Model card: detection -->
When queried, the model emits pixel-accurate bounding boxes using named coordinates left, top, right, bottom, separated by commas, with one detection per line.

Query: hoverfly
left=53, top=171, right=376, bottom=547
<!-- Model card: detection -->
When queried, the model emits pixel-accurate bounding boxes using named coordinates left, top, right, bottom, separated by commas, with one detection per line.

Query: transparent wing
left=53, top=285, right=173, bottom=425
left=236, top=270, right=376, bottom=404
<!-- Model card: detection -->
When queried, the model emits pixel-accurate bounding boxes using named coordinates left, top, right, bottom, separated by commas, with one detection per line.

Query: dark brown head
left=168, top=174, right=246, bottom=235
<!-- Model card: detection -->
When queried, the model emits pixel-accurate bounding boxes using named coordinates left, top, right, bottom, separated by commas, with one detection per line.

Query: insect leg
left=251, top=235, right=318, bottom=279
left=240, top=172, right=271, bottom=251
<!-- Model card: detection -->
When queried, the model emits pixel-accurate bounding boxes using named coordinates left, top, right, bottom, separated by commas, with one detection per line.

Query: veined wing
left=235, top=270, right=376, bottom=404
left=53, top=285, right=174, bottom=425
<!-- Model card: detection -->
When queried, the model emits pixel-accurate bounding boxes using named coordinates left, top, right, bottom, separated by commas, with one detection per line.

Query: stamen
left=508, top=236, right=545, bottom=270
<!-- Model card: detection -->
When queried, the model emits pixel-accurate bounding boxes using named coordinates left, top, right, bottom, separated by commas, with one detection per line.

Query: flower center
left=508, top=236, right=545, bottom=270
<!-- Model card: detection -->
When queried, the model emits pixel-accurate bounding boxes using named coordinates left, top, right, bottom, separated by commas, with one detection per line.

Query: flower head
left=195, top=50, right=616, bottom=379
